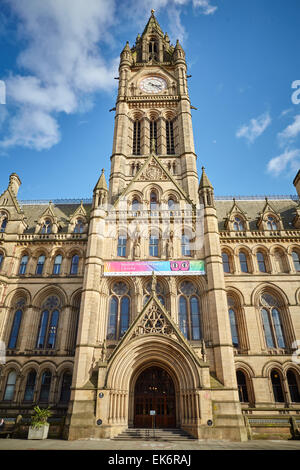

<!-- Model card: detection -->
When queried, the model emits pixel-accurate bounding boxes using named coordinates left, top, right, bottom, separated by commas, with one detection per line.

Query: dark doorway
left=134, top=366, right=176, bottom=428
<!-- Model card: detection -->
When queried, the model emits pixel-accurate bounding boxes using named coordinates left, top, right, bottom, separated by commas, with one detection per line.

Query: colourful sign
left=103, top=260, right=205, bottom=276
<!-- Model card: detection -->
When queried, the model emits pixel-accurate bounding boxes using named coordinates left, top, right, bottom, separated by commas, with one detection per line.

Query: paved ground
left=0, top=437, right=300, bottom=450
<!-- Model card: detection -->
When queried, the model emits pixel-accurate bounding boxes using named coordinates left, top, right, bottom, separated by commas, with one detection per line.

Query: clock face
left=139, top=77, right=167, bottom=94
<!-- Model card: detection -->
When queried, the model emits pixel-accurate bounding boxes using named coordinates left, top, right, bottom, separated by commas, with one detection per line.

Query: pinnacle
left=199, top=166, right=213, bottom=190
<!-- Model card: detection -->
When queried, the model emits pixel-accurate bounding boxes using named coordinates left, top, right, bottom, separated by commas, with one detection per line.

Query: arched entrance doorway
left=134, top=366, right=176, bottom=428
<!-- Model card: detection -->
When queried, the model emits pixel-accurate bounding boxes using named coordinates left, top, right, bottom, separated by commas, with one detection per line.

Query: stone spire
left=199, top=167, right=213, bottom=190
left=93, top=169, right=108, bottom=207
left=198, top=167, right=214, bottom=208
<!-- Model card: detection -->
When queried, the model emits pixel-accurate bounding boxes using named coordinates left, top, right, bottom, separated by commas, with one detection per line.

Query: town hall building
left=0, top=12, right=300, bottom=441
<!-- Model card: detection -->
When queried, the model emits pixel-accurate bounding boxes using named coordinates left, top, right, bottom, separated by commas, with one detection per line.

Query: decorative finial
left=101, top=168, right=105, bottom=173
left=151, top=9, right=155, bottom=15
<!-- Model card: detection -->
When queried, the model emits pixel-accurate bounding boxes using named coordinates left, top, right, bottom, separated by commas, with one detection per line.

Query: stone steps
left=113, top=428, right=196, bottom=441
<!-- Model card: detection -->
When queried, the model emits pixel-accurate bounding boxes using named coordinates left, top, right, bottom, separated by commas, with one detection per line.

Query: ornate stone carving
left=133, top=304, right=172, bottom=337
left=138, top=162, right=168, bottom=181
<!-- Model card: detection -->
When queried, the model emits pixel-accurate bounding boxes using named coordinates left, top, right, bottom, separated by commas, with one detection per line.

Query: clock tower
left=67, top=11, right=247, bottom=442
left=109, top=9, right=199, bottom=203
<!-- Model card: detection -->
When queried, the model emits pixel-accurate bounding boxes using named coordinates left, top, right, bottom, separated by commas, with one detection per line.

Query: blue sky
left=0, top=0, right=300, bottom=200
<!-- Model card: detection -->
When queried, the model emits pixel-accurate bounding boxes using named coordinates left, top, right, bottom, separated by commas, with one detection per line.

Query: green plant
left=30, top=406, right=52, bottom=429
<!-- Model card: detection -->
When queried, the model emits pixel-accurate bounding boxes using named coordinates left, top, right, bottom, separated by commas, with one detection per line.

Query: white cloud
left=1, top=0, right=217, bottom=151
left=267, top=148, right=300, bottom=177
left=236, top=112, right=271, bottom=144
left=278, top=114, right=300, bottom=143
left=1, top=0, right=118, bottom=150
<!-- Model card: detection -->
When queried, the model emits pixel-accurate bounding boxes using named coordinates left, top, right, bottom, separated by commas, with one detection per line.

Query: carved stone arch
left=0, top=361, right=22, bottom=400
left=130, top=110, right=144, bottom=121
left=262, top=360, right=284, bottom=378
left=32, top=284, right=68, bottom=309
left=5, top=287, right=31, bottom=307
left=144, top=182, right=163, bottom=201
left=66, top=246, right=84, bottom=259
left=56, top=360, right=74, bottom=376
left=282, top=361, right=300, bottom=376
left=148, top=109, right=160, bottom=121
left=51, top=247, right=67, bottom=259
left=251, top=282, right=290, bottom=308
left=235, top=361, right=255, bottom=378
left=226, top=286, right=245, bottom=307
left=164, top=109, right=176, bottom=121
left=70, top=289, right=82, bottom=307
left=269, top=243, right=288, bottom=255
left=163, top=189, right=180, bottom=205
left=233, top=244, right=252, bottom=257
left=235, top=245, right=254, bottom=273
left=287, top=244, right=300, bottom=255
left=20, top=360, right=40, bottom=376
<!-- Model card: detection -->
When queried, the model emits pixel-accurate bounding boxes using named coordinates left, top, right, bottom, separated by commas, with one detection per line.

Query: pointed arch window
left=0, top=252, right=3, bottom=271
left=8, top=307, right=23, bottom=349
left=39, top=370, right=52, bottom=403
left=41, top=219, right=52, bottom=234
left=267, top=216, right=278, bottom=230
left=74, top=219, right=84, bottom=233
left=271, top=370, right=284, bottom=402
left=24, top=370, right=37, bottom=402
left=132, top=198, right=140, bottom=213
left=59, top=372, right=72, bottom=403
left=229, top=308, right=239, bottom=348
left=233, top=217, right=244, bottom=231
left=150, top=191, right=158, bottom=211
left=257, top=251, right=266, bottom=273
left=36, top=254, right=46, bottom=275
left=36, top=296, right=60, bottom=349
left=0, top=212, right=7, bottom=232
left=166, top=119, right=175, bottom=155
left=260, top=294, right=286, bottom=349
left=106, top=282, right=130, bottom=340
left=149, top=40, right=158, bottom=61
left=53, top=254, right=62, bottom=275
left=133, top=120, right=141, bottom=155
left=19, top=254, right=28, bottom=275
left=292, top=251, right=300, bottom=272
left=222, top=252, right=231, bottom=273
left=150, top=119, right=158, bottom=153
left=178, top=281, right=202, bottom=341
left=239, top=251, right=248, bottom=273
left=3, top=371, right=17, bottom=401
left=70, top=254, right=79, bottom=275
left=236, top=371, right=249, bottom=403
left=287, top=370, right=300, bottom=403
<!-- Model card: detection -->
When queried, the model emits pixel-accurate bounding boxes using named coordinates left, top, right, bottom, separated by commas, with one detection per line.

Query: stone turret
left=198, top=167, right=215, bottom=208
left=93, top=169, right=108, bottom=207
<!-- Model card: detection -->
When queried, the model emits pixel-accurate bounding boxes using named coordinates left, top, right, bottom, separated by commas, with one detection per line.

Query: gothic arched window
left=3, top=370, right=17, bottom=401
left=39, top=370, right=52, bottom=403
left=239, top=251, right=249, bottom=273
left=166, top=119, right=175, bottom=155
left=178, top=281, right=202, bottom=340
left=59, top=372, right=72, bottom=403
left=143, top=280, right=165, bottom=306
left=287, top=370, right=300, bottom=403
left=267, top=216, right=278, bottom=230
left=222, top=252, right=231, bottom=273
left=271, top=369, right=284, bottom=403
left=74, top=219, right=84, bottom=233
left=106, top=282, right=130, bottom=340
left=70, top=254, right=79, bottom=275
left=36, top=296, right=60, bottom=349
left=0, top=251, right=4, bottom=271
left=233, top=217, right=244, bottom=231
left=41, top=219, right=52, bottom=234
left=0, top=212, right=8, bottom=232
left=229, top=308, right=239, bottom=348
left=24, top=370, right=37, bottom=402
left=133, top=120, right=141, bottom=155
left=36, top=254, right=46, bottom=275
left=19, top=254, right=28, bottom=275
left=257, top=251, right=266, bottom=273
left=274, top=249, right=286, bottom=273
left=117, top=235, right=127, bottom=257
left=53, top=254, right=62, bottom=275
left=8, top=300, right=24, bottom=349
left=148, top=39, right=158, bottom=61
left=236, top=370, right=249, bottom=403
left=292, top=251, right=300, bottom=272
left=260, top=293, right=286, bottom=349
left=150, top=191, right=158, bottom=211
left=150, top=119, right=158, bottom=153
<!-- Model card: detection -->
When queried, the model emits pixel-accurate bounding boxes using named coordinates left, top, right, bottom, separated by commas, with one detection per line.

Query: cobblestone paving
left=0, top=438, right=300, bottom=450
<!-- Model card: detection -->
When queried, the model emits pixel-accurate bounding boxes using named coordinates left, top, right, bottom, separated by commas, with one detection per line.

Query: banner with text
left=103, top=260, right=205, bottom=276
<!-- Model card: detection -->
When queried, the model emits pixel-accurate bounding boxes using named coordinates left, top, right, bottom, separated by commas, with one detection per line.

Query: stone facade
left=0, top=12, right=299, bottom=441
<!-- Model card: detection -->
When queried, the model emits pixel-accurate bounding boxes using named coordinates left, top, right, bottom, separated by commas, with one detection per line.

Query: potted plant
left=28, top=406, right=52, bottom=440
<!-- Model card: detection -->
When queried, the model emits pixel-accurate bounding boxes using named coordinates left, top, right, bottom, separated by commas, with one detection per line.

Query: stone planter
left=28, top=423, right=49, bottom=440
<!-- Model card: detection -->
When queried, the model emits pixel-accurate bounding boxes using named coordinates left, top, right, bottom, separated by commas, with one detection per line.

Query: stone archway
left=133, top=366, right=176, bottom=428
